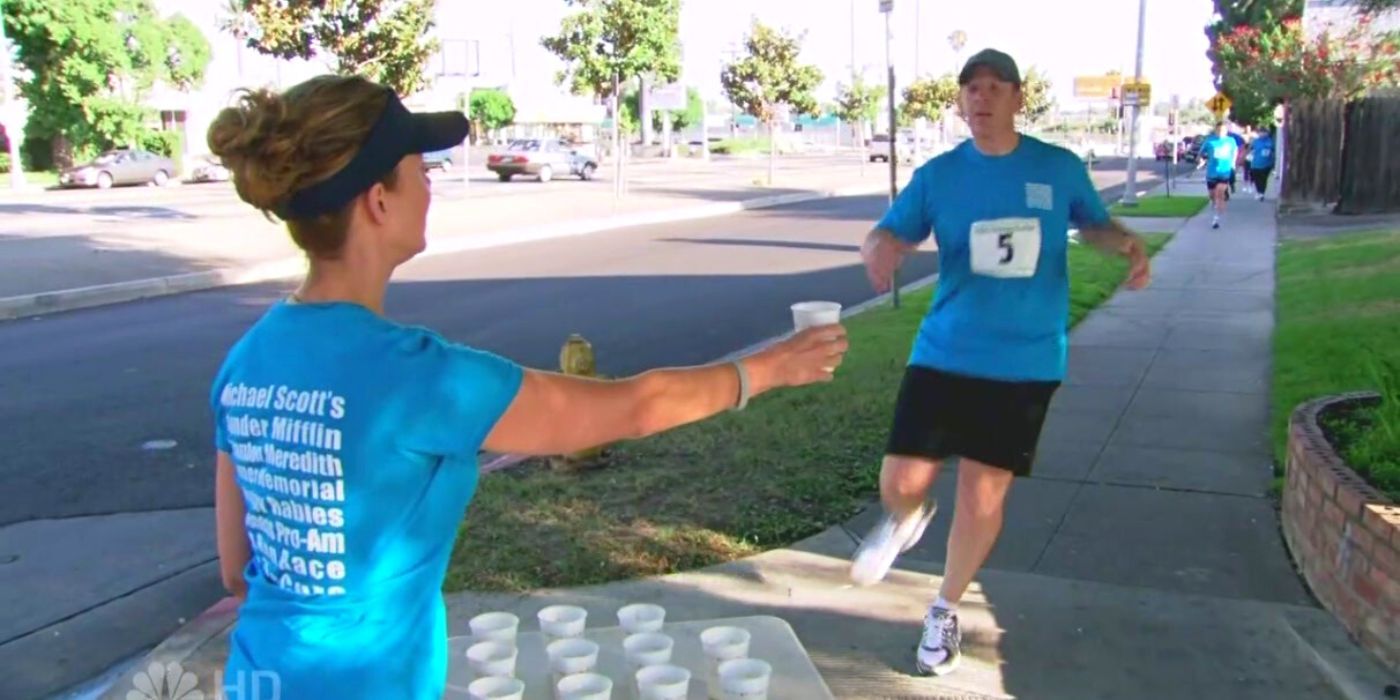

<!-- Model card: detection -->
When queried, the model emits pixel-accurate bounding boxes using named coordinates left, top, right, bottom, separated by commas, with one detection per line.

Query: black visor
left=276, top=89, right=467, bottom=220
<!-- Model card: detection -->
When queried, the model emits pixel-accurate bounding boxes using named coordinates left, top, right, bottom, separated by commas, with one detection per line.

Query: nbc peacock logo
left=127, top=661, right=204, bottom=700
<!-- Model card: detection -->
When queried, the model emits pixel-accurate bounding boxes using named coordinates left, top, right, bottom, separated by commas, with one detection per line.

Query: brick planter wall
left=1282, top=391, right=1400, bottom=672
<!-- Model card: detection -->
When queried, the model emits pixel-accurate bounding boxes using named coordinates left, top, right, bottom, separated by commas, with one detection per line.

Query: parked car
left=866, top=133, right=915, bottom=163
left=486, top=139, right=598, bottom=182
left=423, top=148, right=454, bottom=172
left=1155, top=139, right=1187, bottom=161
left=189, top=154, right=230, bottom=183
left=58, top=148, right=177, bottom=189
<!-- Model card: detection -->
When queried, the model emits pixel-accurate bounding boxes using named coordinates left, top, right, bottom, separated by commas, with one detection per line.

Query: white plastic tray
left=442, top=614, right=834, bottom=699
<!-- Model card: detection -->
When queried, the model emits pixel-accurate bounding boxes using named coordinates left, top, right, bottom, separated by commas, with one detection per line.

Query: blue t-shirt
left=876, top=135, right=1111, bottom=382
left=1249, top=134, right=1275, bottom=169
left=1202, top=134, right=1239, bottom=178
left=210, top=300, right=523, bottom=700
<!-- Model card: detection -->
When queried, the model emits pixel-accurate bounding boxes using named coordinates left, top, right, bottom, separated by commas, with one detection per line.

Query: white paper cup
left=790, top=301, right=842, bottom=331
left=466, top=640, right=518, bottom=679
left=636, top=664, right=690, bottom=700
left=469, top=612, right=520, bottom=643
left=547, top=637, right=600, bottom=691
left=617, top=603, right=666, bottom=634
left=556, top=672, right=613, bottom=700
left=467, top=675, right=525, bottom=700
left=538, top=605, right=588, bottom=642
left=718, top=658, right=771, bottom=700
left=700, top=626, right=751, bottom=699
left=622, top=631, right=674, bottom=695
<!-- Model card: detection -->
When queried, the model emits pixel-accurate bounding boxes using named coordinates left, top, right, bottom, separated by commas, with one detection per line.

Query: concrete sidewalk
left=80, top=194, right=1398, bottom=698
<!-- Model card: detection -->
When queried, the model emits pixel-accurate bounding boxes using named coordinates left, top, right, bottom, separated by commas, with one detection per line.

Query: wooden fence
left=1285, top=94, right=1400, bottom=213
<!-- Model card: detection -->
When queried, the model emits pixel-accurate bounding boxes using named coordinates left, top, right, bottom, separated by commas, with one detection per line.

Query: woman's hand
left=746, top=324, right=850, bottom=392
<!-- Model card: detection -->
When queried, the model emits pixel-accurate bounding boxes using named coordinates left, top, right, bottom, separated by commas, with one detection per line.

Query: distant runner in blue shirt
left=1248, top=126, right=1276, bottom=201
left=1199, top=122, right=1240, bottom=228
left=851, top=48, right=1151, bottom=678
left=205, top=74, right=848, bottom=700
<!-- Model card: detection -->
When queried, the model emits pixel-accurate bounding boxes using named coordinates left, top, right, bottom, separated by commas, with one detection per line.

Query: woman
left=207, top=74, right=848, bottom=700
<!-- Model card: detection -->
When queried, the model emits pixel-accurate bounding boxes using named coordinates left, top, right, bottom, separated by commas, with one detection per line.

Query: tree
left=2, top=0, right=213, bottom=165
left=899, top=74, right=959, bottom=124
left=1019, top=66, right=1054, bottom=127
left=541, top=0, right=682, bottom=150
left=720, top=20, right=823, bottom=185
left=221, top=0, right=439, bottom=96
left=468, top=89, right=515, bottom=143
left=834, top=76, right=885, bottom=145
left=1212, top=15, right=1400, bottom=125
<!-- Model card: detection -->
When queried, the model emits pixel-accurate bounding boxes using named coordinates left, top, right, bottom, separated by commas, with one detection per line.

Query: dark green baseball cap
left=958, top=48, right=1021, bottom=86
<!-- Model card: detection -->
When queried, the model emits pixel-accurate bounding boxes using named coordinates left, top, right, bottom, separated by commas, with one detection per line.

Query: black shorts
left=885, top=366, right=1060, bottom=477
left=1207, top=176, right=1231, bottom=191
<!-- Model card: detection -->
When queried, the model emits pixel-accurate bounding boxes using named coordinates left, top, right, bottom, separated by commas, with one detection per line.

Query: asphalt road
left=0, top=161, right=1172, bottom=699
left=0, top=193, right=938, bottom=527
left=0, top=160, right=1173, bottom=526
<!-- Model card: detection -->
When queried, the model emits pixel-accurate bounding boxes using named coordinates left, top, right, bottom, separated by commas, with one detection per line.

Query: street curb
left=0, top=184, right=887, bottom=323
left=70, top=596, right=240, bottom=700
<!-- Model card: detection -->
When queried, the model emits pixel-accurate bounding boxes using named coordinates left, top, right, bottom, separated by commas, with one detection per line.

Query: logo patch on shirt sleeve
left=1025, top=182, right=1053, bottom=211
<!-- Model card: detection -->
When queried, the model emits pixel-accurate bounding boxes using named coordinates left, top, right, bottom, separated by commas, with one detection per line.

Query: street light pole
left=882, top=0, right=899, bottom=308
left=1121, top=0, right=1147, bottom=206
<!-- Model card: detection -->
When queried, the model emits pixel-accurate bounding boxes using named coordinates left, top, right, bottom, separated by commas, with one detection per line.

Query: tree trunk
left=768, top=118, right=776, bottom=186
left=638, top=75, right=652, bottom=150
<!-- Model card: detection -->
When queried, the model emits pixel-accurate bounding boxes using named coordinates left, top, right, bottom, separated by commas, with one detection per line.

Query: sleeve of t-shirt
left=412, top=335, right=525, bottom=459
left=1065, top=152, right=1111, bottom=230
left=875, top=164, right=933, bottom=244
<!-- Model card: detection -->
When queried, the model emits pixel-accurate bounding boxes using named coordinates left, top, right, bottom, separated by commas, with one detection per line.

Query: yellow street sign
left=1207, top=92, right=1232, bottom=116
left=1121, top=80, right=1152, bottom=107
left=1073, top=75, right=1121, bottom=100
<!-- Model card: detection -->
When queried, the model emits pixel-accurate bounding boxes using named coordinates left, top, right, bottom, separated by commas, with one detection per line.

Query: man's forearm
left=1078, top=218, right=1139, bottom=256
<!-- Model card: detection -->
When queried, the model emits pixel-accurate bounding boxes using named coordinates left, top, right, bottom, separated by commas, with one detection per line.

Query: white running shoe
left=915, top=607, right=962, bottom=676
left=850, top=501, right=937, bottom=586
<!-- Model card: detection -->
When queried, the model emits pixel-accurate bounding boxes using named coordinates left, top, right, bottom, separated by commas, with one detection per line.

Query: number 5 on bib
left=970, top=218, right=1041, bottom=278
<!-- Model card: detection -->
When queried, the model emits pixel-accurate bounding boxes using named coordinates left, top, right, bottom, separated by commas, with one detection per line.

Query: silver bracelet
left=731, top=360, right=750, bottom=411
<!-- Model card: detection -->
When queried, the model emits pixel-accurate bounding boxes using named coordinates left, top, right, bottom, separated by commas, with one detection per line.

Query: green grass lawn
left=1273, top=230, right=1400, bottom=500
left=446, top=233, right=1173, bottom=593
left=709, top=138, right=772, bottom=156
left=0, top=170, right=60, bottom=188
left=1109, top=194, right=1209, bottom=218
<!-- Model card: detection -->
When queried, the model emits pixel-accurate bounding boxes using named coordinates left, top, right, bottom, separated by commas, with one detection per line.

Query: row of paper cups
left=461, top=604, right=772, bottom=699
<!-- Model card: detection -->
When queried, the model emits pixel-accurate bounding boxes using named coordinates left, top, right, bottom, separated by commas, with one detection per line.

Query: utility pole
left=881, top=0, right=900, bottom=308
left=852, top=0, right=866, bottom=173
left=612, top=72, right=622, bottom=199
left=1121, top=0, right=1147, bottom=206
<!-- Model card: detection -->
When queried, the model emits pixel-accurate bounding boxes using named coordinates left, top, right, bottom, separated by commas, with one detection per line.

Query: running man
left=854, top=48, right=1151, bottom=677
left=1248, top=126, right=1275, bottom=201
left=1199, top=122, right=1240, bottom=229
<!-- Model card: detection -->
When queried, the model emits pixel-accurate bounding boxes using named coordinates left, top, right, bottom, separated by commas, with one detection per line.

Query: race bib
left=970, top=218, right=1041, bottom=278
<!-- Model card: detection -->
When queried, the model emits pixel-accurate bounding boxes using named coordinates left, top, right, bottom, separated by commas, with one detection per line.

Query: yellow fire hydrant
left=550, top=333, right=609, bottom=472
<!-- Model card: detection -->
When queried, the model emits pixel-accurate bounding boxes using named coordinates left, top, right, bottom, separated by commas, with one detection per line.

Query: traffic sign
left=879, top=0, right=893, bottom=13
left=1073, top=74, right=1121, bottom=100
left=647, top=83, right=687, bottom=111
left=1121, top=80, right=1151, bottom=107
left=1207, top=92, right=1232, bottom=116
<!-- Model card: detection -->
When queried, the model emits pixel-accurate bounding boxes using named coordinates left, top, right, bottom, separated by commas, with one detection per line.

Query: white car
left=190, top=155, right=231, bottom=183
